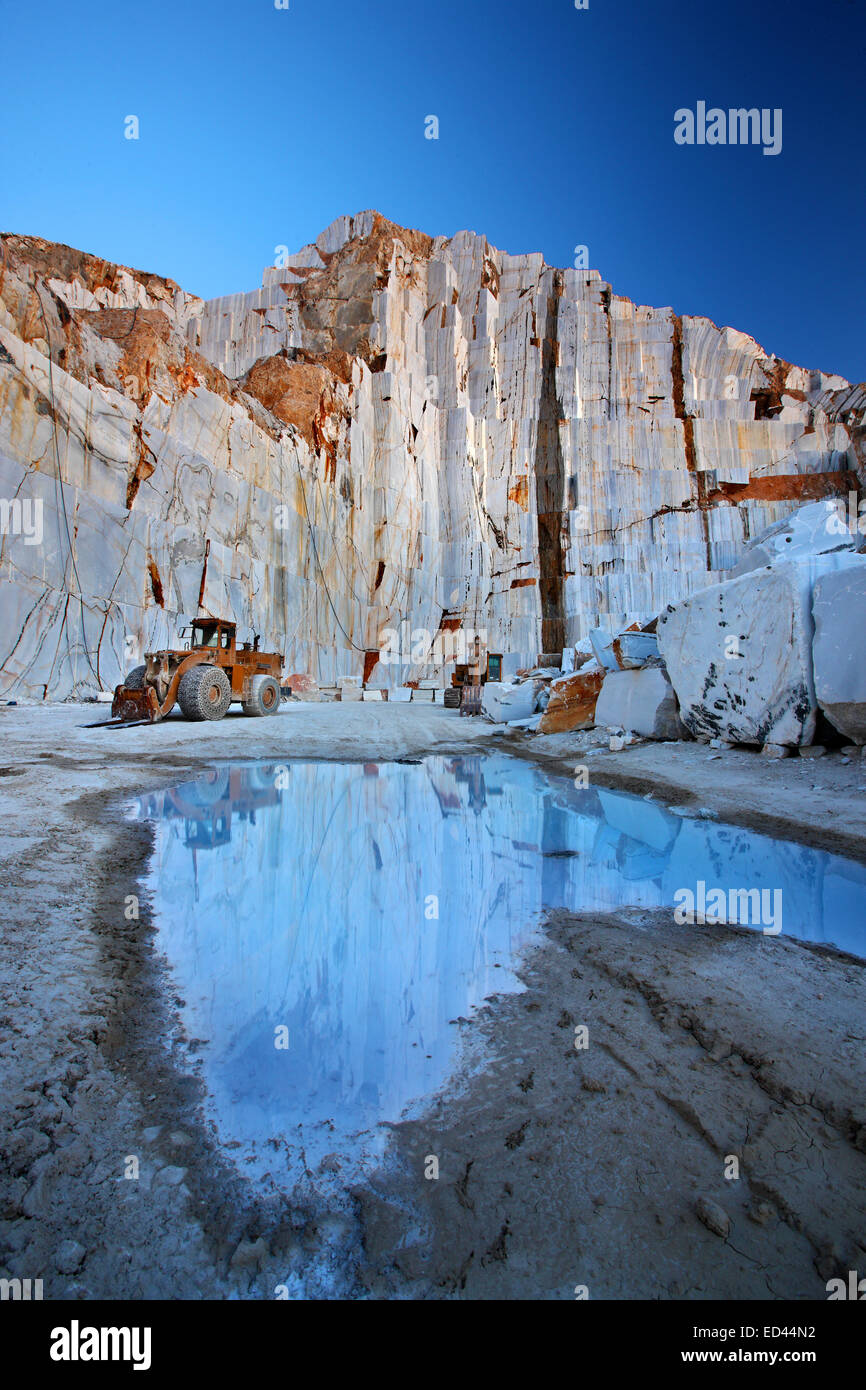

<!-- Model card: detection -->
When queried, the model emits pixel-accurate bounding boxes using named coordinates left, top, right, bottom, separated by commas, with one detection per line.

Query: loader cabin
left=188, top=620, right=231, bottom=651
left=184, top=620, right=260, bottom=655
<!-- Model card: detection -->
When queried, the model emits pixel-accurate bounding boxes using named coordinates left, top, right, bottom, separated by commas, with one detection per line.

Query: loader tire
left=186, top=769, right=231, bottom=805
left=243, top=674, right=281, bottom=717
left=124, top=665, right=147, bottom=689
left=177, top=664, right=232, bottom=721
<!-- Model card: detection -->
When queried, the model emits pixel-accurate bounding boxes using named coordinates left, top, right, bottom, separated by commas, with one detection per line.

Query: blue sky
left=2, top=0, right=864, bottom=380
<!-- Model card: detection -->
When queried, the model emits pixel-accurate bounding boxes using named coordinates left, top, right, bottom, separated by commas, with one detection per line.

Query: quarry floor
left=0, top=701, right=864, bottom=1301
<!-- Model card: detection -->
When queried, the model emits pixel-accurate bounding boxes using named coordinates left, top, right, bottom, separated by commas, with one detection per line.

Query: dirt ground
left=0, top=700, right=864, bottom=1300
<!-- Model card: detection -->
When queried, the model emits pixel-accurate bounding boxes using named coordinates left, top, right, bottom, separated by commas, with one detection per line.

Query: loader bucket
left=111, top=683, right=161, bottom=722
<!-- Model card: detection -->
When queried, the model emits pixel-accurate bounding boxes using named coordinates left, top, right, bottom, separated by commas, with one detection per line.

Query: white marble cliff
left=1, top=211, right=863, bottom=698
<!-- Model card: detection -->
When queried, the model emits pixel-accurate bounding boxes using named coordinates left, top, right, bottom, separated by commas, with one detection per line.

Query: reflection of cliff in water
left=139, top=766, right=283, bottom=891
left=137, top=757, right=534, bottom=1183
left=137, top=755, right=866, bottom=1191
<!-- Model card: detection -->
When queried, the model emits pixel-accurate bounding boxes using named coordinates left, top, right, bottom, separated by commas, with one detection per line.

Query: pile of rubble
left=481, top=499, right=866, bottom=756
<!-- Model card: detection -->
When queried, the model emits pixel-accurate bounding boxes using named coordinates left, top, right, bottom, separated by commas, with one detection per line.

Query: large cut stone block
left=482, top=681, right=538, bottom=723
left=657, top=555, right=863, bottom=746
left=594, top=667, right=685, bottom=740
left=538, top=668, right=605, bottom=734
left=612, top=631, right=659, bottom=669
left=812, top=561, right=866, bottom=743
left=730, top=499, right=863, bottom=578
left=589, top=629, right=620, bottom=671
left=285, top=672, right=321, bottom=701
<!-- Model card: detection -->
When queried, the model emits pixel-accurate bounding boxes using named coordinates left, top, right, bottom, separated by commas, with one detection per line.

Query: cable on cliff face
left=0, top=238, right=103, bottom=693
left=32, top=277, right=103, bottom=689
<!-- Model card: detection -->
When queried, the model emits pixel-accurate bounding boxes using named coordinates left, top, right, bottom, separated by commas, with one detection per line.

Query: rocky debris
left=481, top=681, right=538, bottom=724
left=612, top=630, right=659, bottom=669
left=55, top=1239, right=86, bottom=1275
left=537, top=666, right=605, bottom=734
left=730, top=498, right=864, bottom=578
left=521, top=665, right=562, bottom=680
left=589, top=629, right=621, bottom=672
left=608, top=733, right=640, bottom=752
left=695, top=1196, right=732, bottom=1239
left=761, top=743, right=792, bottom=759
left=506, top=714, right=542, bottom=732
left=812, top=564, right=866, bottom=744
left=657, top=554, right=865, bottom=747
left=530, top=623, right=666, bottom=738
left=594, top=667, right=686, bottom=740
left=560, top=640, right=595, bottom=676
left=582, top=623, right=659, bottom=678
left=284, top=673, right=321, bottom=701
left=532, top=724, right=611, bottom=755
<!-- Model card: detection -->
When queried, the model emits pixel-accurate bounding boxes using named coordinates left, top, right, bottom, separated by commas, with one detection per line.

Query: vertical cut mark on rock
left=534, top=271, right=567, bottom=654
left=197, top=538, right=210, bottom=611
left=602, top=286, right=613, bottom=420
left=671, top=314, right=712, bottom=571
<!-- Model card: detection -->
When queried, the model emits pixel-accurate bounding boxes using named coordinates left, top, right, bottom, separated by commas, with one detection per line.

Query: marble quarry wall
left=1, top=211, right=864, bottom=699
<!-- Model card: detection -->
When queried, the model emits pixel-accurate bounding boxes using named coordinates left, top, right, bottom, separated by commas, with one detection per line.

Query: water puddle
left=136, top=753, right=866, bottom=1193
